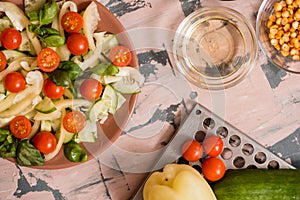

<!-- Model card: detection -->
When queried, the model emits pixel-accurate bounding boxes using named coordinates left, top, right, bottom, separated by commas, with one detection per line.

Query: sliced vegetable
left=0, top=2, right=29, bottom=31
left=88, top=99, right=110, bottom=123
left=112, top=77, right=141, bottom=94
left=16, top=140, right=44, bottom=166
left=109, top=46, right=132, bottom=67
left=32, top=131, right=57, bottom=154
left=37, top=48, right=60, bottom=72
left=35, top=97, right=57, bottom=114
left=0, top=51, right=7, bottom=72
left=82, top=1, right=100, bottom=51
left=62, top=111, right=86, bottom=134
left=61, top=11, right=83, bottom=33
left=102, top=84, right=118, bottom=114
left=9, top=116, right=32, bottom=139
left=64, top=140, right=87, bottom=162
left=4, top=72, right=26, bottom=93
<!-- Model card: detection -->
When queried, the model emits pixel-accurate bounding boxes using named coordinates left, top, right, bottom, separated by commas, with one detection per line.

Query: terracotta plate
left=4, top=0, right=138, bottom=169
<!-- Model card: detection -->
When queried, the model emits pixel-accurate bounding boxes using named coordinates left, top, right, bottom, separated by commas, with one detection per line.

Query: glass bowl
left=256, top=0, right=300, bottom=73
left=173, top=7, right=258, bottom=90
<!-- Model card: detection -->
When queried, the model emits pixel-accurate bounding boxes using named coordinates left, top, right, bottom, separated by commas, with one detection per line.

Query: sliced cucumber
left=63, top=129, right=74, bottom=144
left=35, top=97, right=57, bottom=114
left=102, top=75, right=123, bottom=85
left=102, top=85, right=118, bottom=114
left=40, top=120, right=52, bottom=132
left=117, top=67, right=145, bottom=84
left=74, top=121, right=97, bottom=143
left=88, top=99, right=110, bottom=123
left=112, top=78, right=141, bottom=94
left=116, top=91, right=126, bottom=110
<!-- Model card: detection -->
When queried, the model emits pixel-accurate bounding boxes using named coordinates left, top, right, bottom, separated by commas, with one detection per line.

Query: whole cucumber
left=211, top=169, right=300, bottom=200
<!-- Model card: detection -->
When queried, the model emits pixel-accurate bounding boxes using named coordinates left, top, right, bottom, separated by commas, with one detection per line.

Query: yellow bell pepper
left=143, top=163, right=217, bottom=200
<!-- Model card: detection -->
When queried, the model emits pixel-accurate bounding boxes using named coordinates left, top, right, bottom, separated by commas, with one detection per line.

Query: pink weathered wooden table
left=1, top=0, right=300, bottom=199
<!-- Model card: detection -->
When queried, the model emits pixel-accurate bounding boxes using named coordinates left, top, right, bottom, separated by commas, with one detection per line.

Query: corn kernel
left=271, top=38, right=279, bottom=46
left=274, top=2, right=283, bottom=11
left=292, top=21, right=299, bottom=29
left=282, top=10, right=290, bottom=18
left=292, top=55, right=300, bottom=60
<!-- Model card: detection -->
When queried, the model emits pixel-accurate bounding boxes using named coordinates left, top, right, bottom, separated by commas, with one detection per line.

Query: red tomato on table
left=1, top=28, right=22, bottom=50
left=10, top=116, right=32, bottom=139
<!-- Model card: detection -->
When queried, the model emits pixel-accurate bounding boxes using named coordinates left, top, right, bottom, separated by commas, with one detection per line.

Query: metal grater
left=131, top=103, right=295, bottom=200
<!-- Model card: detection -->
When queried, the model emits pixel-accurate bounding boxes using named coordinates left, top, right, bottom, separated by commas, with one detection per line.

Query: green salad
left=0, top=0, right=144, bottom=166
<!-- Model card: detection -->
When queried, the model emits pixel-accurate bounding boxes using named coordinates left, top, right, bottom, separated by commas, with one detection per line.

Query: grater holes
left=229, top=135, right=241, bottom=147
left=233, top=156, right=245, bottom=168
left=216, top=126, right=228, bottom=138
left=195, top=109, right=201, bottom=115
left=194, top=130, right=206, bottom=142
left=247, top=165, right=258, bottom=169
left=242, top=143, right=254, bottom=156
left=267, top=160, right=280, bottom=169
left=221, top=147, right=232, bottom=160
left=254, top=152, right=267, bottom=164
left=203, top=117, right=215, bottom=129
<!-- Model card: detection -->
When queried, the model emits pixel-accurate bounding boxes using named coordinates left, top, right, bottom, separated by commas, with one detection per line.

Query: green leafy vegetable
left=0, top=129, right=19, bottom=158
left=39, top=0, right=58, bottom=25
left=16, top=140, right=44, bottom=166
left=48, top=61, right=83, bottom=88
left=42, top=35, right=65, bottom=47
left=64, top=141, right=87, bottom=162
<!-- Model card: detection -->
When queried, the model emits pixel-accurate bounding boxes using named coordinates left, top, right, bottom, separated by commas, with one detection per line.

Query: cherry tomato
left=63, top=111, right=86, bottom=133
left=66, top=33, right=89, bottom=55
left=37, top=48, right=60, bottom=72
left=109, top=45, right=132, bottom=67
left=61, top=11, right=83, bottom=33
left=10, top=116, right=32, bottom=139
left=202, top=157, right=226, bottom=182
left=181, top=140, right=203, bottom=162
left=1, top=28, right=22, bottom=50
left=79, top=78, right=103, bottom=101
left=32, top=131, right=57, bottom=154
left=4, top=72, right=26, bottom=93
left=0, top=51, right=7, bottom=72
left=203, top=135, right=224, bottom=157
left=43, top=79, right=65, bottom=99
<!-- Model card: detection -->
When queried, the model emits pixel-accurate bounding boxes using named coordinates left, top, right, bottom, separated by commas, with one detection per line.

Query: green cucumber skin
left=211, top=169, right=300, bottom=200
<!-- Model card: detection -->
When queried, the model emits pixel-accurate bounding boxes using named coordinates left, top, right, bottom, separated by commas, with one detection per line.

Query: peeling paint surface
left=1, top=0, right=300, bottom=199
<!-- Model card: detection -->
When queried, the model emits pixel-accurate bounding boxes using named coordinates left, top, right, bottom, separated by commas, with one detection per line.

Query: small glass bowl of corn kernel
left=257, top=0, right=300, bottom=73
